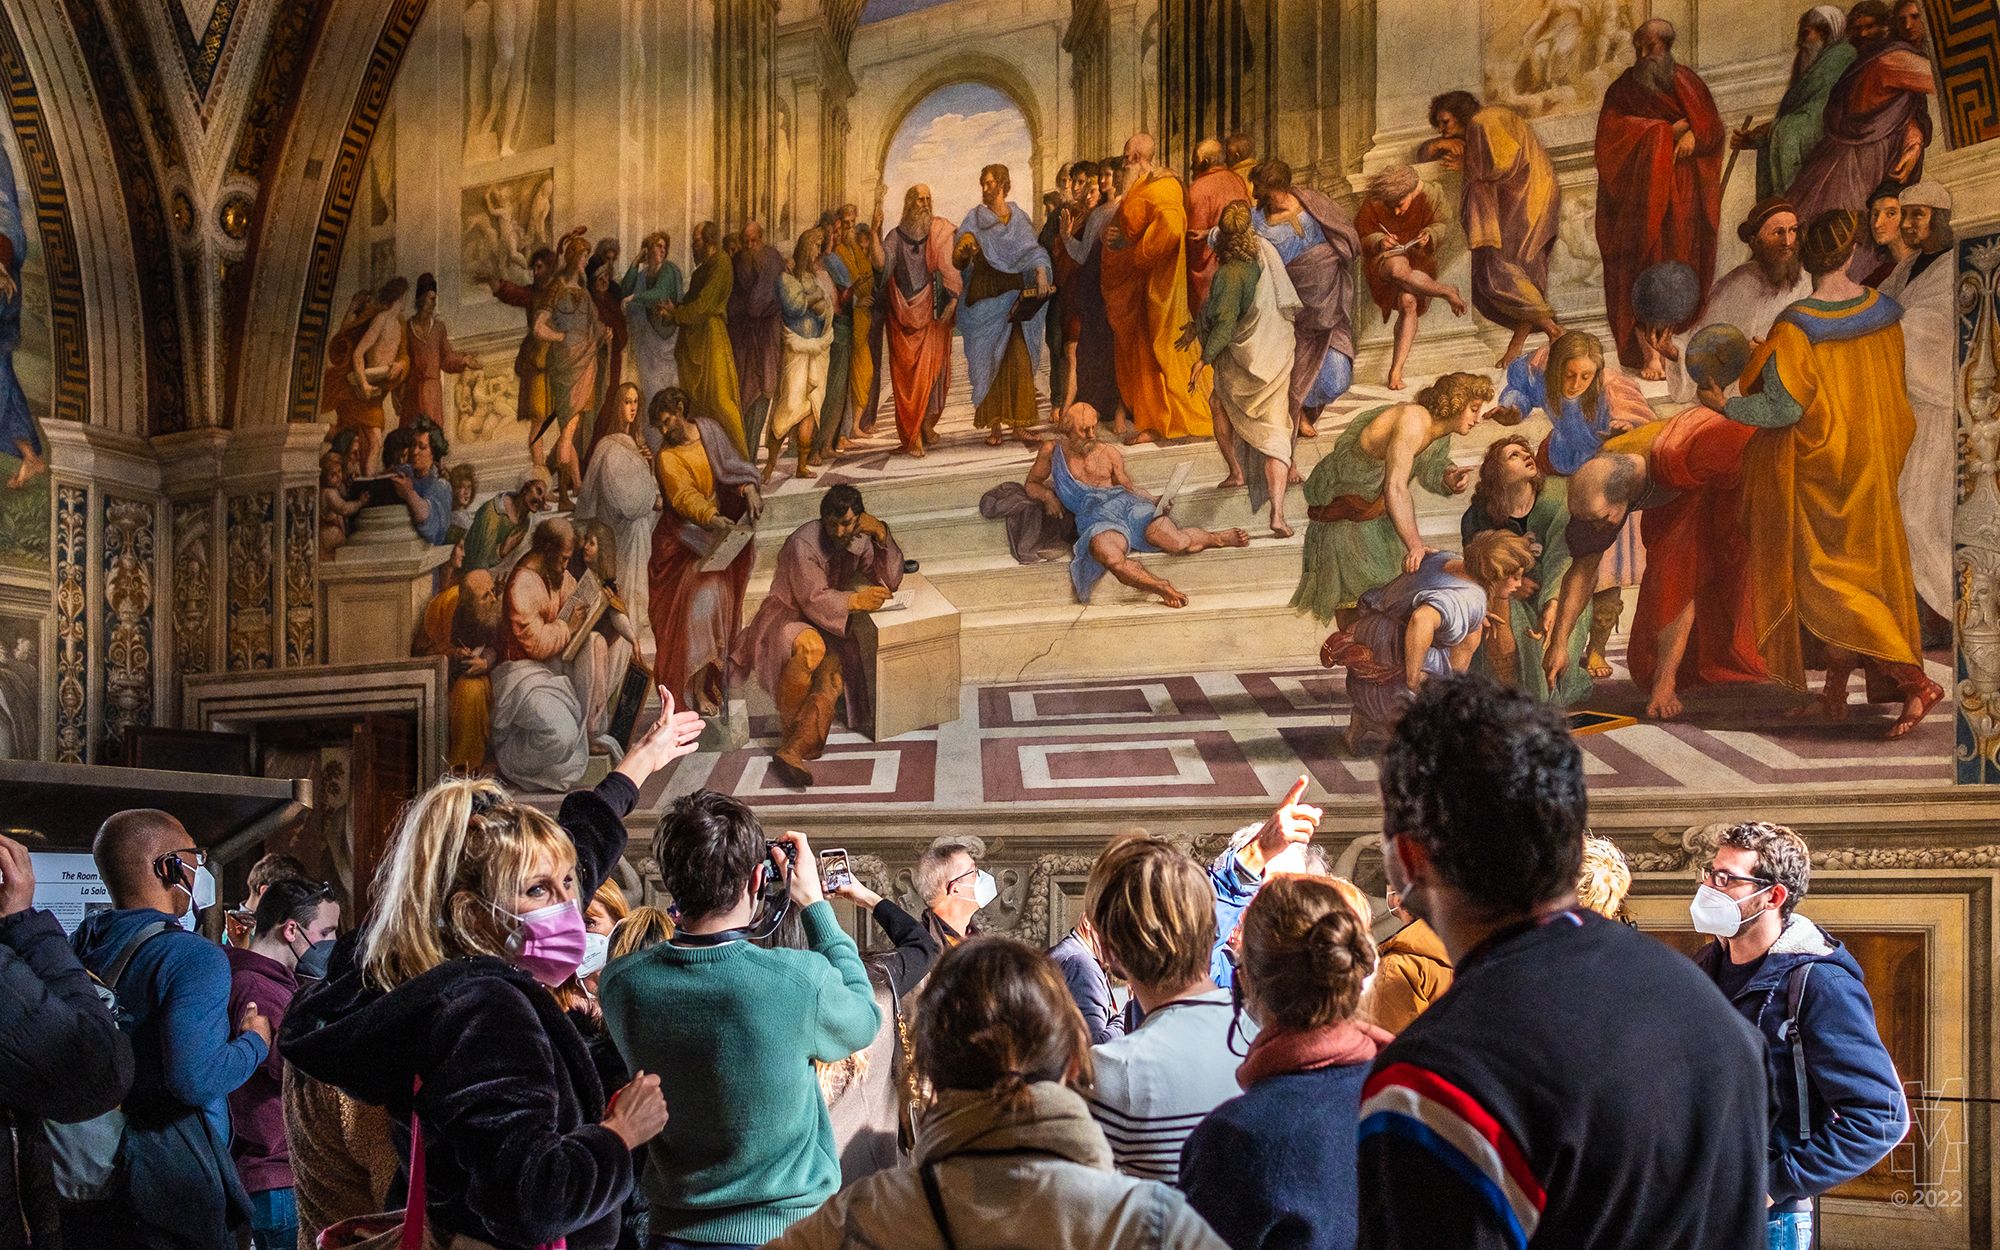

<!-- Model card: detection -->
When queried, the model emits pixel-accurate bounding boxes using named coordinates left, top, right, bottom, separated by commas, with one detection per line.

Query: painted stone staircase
left=743, top=339, right=1536, bottom=685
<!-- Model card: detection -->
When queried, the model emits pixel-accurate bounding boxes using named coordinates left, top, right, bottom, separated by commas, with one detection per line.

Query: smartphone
left=820, top=848, right=852, bottom=893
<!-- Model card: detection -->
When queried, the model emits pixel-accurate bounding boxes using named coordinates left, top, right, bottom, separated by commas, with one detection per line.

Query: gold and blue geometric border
left=285, top=0, right=430, bottom=424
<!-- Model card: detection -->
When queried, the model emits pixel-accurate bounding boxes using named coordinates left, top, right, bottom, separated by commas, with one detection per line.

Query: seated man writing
left=729, top=484, right=902, bottom=788
left=1024, top=402, right=1248, bottom=609
left=1544, top=403, right=1765, bottom=720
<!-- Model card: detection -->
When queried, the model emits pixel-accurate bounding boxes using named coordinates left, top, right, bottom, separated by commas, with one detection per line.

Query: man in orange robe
left=1697, top=208, right=1942, bottom=739
left=879, top=184, right=962, bottom=455
left=1101, top=133, right=1211, bottom=445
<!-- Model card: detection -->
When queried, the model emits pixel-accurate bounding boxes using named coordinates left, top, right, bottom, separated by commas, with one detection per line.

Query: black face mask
left=295, top=938, right=337, bottom=981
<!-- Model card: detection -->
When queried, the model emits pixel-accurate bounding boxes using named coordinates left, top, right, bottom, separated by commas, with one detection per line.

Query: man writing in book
left=730, top=484, right=902, bottom=788
left=489, top=517, right=595, bottom=792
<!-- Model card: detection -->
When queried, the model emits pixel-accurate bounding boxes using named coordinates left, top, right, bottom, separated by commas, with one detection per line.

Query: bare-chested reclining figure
left=1024, top=402, right=1249, bottom=609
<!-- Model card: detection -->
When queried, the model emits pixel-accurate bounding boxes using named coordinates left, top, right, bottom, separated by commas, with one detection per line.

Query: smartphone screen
left=821, top=848, right=851, bottom=891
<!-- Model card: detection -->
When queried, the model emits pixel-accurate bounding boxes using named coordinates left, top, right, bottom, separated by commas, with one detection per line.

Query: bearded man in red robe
left=1594, top=18, right=1725, bottom=379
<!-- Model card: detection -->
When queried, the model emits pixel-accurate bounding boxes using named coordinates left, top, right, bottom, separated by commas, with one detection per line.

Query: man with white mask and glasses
left=914, top=835, right=996, bottom=950
left=1690, top=821, right=1909, bottom=1250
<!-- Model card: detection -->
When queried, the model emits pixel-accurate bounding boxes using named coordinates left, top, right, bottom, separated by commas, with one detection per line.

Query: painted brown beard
left=1636, top=53, right=1676, bottom=95
left=900, top=209, right=932, bottom=239
left=1752, top=242, right=1803, bottom=289
left=1791, top=40, right=1823, bottom=84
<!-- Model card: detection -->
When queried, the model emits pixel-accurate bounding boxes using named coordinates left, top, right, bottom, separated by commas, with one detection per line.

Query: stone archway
left=844, top=2, right=1069, bottom=219
left=879, top=78, right=1039, bottom=229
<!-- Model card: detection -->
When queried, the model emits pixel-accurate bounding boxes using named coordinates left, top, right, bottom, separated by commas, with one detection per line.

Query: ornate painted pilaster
left=100, top=496, right=155, bottom=758
left=52, top=484, right=87, bottom=763
left=171, top=497, right=214, bottom=680
left=226, top=492, right=274, bottom=671
left=1956, top=233, right=2000, bottom=782
left=283, top=485, right=317, bottom=667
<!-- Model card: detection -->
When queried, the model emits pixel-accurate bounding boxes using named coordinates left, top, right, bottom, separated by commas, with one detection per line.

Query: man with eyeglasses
left=227, top=878, right=341, bottom=1250
left=1690, top=821, right=1909, bottom=1250
left=913, top=834, right=995, bottom=950
left=68, top=809, right=274, bottom=1248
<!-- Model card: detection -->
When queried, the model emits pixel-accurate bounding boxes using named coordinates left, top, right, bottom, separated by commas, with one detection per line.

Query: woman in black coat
left=0, top=835, right=134, bottom=1250
left=284, top=695, right=703, bottom=1250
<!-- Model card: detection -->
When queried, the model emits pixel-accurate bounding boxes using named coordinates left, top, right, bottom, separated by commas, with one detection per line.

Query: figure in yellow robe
left=1101, top=162, right=1212, bottom=442
left=1722, top=286, right=1934, bottom=726
left=835, top=231, right=879, bottom=416
left=414, top=571, right=498, bottom=771
left=673, top=229, right=748, bottom=455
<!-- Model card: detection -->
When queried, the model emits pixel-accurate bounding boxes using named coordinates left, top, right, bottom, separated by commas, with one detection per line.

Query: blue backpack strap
left=1781, top=962, right=1816, bottom=1142
left=102, top=920, right=173, bottom=992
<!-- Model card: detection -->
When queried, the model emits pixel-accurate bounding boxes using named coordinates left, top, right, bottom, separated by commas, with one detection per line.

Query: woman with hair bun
left=766, top=936, right=1228, bottom=1250
left=1180, top=876, right=1387, bottom=1250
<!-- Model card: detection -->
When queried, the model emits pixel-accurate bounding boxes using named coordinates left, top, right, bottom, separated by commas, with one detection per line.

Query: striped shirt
left=1087, top=991, right=1243, bottom=1184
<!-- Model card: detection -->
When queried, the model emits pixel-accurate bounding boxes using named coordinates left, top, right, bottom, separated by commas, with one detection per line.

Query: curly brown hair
left=1217, top=201, right=1260, bottom=264
left=1415, top=371, right=1498, bottom=425
left=1469, top=435, right=1545, bottom=528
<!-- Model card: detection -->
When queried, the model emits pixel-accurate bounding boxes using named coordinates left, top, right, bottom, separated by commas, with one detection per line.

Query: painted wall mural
left=0, top=0, right=1993, bottom=800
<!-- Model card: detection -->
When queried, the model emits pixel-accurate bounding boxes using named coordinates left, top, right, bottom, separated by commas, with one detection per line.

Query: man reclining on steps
left=1023, top=402, right=1249, bottom=609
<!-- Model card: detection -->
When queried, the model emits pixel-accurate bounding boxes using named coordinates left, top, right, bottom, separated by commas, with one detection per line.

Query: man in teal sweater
left=600, top=791, right=881, bottom=1249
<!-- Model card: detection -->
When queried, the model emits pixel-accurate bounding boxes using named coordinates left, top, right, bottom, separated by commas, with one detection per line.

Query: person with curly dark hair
left=1359, top=675, right=1768, bottom=1250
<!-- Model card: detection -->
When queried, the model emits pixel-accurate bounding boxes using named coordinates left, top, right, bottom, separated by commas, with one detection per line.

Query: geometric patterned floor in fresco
left=660, top=642, right=1957, bottom=812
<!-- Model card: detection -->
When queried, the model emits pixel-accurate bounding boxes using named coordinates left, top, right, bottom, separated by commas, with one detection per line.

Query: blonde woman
left=283, top=690, right=703, bottom=1250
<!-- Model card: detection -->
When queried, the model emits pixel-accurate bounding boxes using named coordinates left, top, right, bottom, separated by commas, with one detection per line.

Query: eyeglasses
left=161, top=847, right=209, bottom=871
left=945, top=867, right=979, bottom=891
left=1699, top=867, right=1773, bottom=891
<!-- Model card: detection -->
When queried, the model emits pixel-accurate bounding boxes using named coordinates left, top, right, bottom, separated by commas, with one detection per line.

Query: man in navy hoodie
left=1692, top=820, right=1909, bottom=1250
left=69, top=809, right=272, bottom=1249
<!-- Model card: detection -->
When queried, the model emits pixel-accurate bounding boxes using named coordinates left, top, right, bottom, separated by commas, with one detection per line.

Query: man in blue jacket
left=1692, top=820, right=1910, bottom=1250
left=69, top=809, right=272, bottom=1249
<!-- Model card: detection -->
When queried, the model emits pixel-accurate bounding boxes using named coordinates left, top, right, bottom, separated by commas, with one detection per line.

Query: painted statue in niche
left=0, top=609, right=39, bottom=759
left=338, top=0, right=1981, bottom=801
left=463, top=0, right=554, bottom=163
left=1488, top=0, right=1640, bottom=119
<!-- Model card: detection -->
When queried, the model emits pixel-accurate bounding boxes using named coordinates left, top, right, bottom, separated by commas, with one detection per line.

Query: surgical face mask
left=1689, top=883, right=1771, bottom=938
left=970, top=870, right=998, bottom=910
left=493, top=899, right=589, bottom=987
left=579, top=931, right=611, bottom=979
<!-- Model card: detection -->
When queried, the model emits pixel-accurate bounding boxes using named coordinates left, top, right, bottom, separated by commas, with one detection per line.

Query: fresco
left=0, top=124, right=50, bottom=569
left=276, top=0, right=1984, bottom=797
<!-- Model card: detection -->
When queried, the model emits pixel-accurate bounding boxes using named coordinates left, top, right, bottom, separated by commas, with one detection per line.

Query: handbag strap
left=402, top=1077, right=427, bottom=1250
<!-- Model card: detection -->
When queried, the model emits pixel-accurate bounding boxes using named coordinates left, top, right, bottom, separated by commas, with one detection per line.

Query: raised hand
left=0, top=835, right=34, bottom=917
left=615, top=687, right=706, bottom=787
left=1247, top=775, right=1322, bottom=874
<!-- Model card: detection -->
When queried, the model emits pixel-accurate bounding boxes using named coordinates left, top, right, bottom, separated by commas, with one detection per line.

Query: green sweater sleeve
left=801, top=900, right=882, bottom=1060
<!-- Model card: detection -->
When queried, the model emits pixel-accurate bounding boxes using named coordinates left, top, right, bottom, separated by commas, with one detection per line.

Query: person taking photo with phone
left=599, top=790, right=882, bottom=1249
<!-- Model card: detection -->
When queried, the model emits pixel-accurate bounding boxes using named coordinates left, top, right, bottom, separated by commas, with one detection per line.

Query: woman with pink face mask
left=283, top=690, right=704, bottom=1250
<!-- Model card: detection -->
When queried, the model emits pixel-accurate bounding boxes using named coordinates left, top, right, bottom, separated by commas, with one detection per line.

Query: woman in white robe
left=764, top=228, right=835, bottom=482
left=575, top=382, right=661, bottom=633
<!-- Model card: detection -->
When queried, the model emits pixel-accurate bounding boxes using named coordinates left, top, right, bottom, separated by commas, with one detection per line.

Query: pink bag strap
left=402, top=1077, right=427, bottom=1250
left=396, top=1076, right=567, bottom=1250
